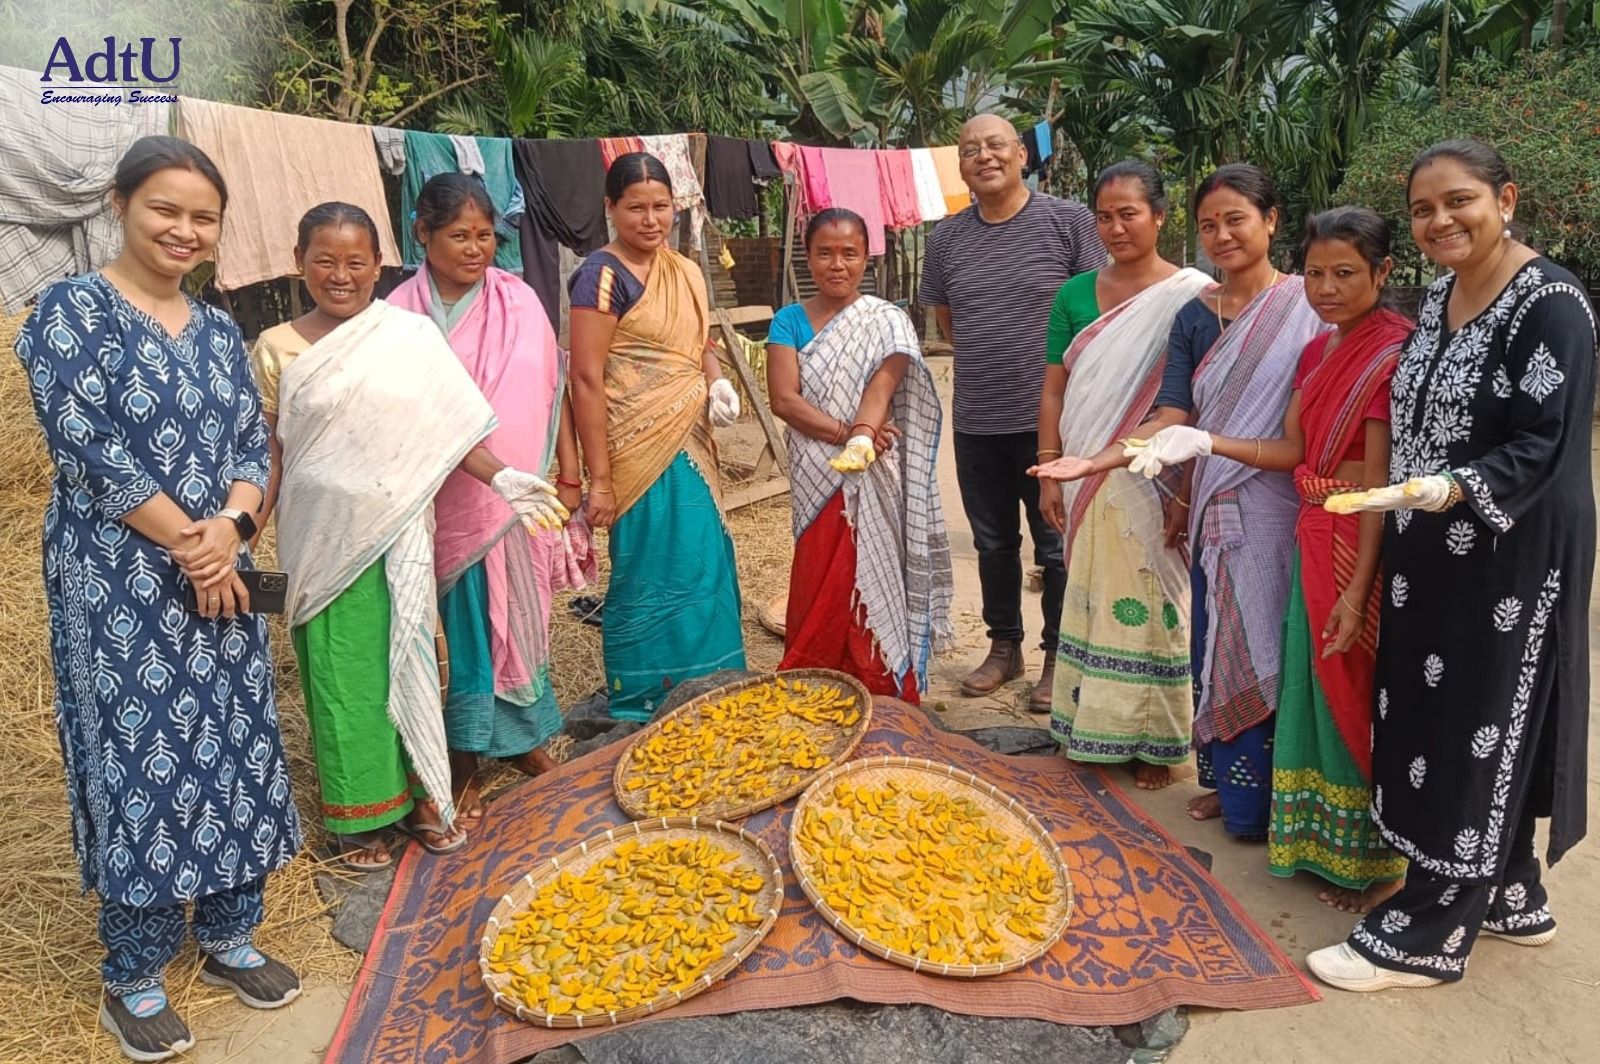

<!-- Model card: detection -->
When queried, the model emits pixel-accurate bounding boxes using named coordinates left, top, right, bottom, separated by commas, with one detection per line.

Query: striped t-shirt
left=919, top=192, right=1103, bottom=434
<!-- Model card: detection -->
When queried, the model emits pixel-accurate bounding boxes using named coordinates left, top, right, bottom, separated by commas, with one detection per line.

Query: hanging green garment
left=401, top=130, right=524, bottom=271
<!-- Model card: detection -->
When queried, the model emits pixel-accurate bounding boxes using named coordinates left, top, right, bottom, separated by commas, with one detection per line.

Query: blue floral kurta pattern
left=16, top=273, right=302, bottom=910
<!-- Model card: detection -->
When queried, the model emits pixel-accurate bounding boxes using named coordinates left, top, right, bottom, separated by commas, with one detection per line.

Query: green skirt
left=1267, top=554, right=1405, bottom=889
left=438, top=558, right=563, bottom=758
left=292, top=559, right=420, bottom=834
left=604, top=452, right=745, bottom=722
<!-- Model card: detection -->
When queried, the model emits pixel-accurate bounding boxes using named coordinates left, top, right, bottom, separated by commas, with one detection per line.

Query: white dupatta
left=1056, top=268, right=1211, bottom=607
left=275, top=299, right=496, bottom=824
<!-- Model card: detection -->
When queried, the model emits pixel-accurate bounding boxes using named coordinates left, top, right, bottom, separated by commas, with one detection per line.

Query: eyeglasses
left=958, top=138, right=1020, bottom=160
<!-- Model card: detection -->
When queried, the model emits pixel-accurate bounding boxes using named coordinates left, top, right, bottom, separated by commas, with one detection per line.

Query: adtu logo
left=36, top=36, right=181, bottom=106
left=42, top=36, right=182, bottom=84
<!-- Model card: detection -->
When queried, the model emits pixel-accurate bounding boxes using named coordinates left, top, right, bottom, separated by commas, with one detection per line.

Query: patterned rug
left=325, top=699, right=1316, bottom=1063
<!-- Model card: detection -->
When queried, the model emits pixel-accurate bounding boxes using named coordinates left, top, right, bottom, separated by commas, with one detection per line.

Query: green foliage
left=1338, top=45, right=1600, bottom=270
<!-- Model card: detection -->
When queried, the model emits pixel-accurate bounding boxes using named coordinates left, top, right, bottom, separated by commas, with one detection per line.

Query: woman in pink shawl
left=389, top=174, right=591, bottom=822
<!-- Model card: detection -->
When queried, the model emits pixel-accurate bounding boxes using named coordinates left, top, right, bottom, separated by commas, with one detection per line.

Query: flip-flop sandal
left=395, top=817, right=469, bottom=856
left=336, top=832, right=393, bottom=872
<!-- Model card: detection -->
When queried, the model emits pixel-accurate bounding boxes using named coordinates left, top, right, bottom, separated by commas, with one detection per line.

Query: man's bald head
left=959, top=113, right=1022, bottom=143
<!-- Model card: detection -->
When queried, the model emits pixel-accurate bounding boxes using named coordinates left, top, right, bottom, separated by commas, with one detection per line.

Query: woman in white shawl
left=253, top=203, right=567, bottom=870
left=766, top=208, right=953, bottom=699
left=1032, top=162, right=1211, bottom=789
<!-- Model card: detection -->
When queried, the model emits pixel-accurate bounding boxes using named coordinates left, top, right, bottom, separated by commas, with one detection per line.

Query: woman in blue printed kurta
left=14, top=136, right=302, bottom=1062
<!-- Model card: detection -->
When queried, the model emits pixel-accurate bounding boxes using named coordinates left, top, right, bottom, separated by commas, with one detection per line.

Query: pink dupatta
left=388, top=264, right=591, bottom=698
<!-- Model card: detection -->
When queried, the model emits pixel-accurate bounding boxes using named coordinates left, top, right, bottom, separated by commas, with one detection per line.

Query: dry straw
left=479, top=817, right=783, bottom=1028
left=788, top=756, right=1076, bottom=979
left=613, top=669, right=873, bottom=822
left=0, top=304, right=798, bottom=1062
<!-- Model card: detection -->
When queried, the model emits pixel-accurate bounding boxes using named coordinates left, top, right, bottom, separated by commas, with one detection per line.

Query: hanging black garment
left=704, top=134, right=761, bottom=219
left=747, top=138, right=781, bottom=181
left=512, top=139, right=607, bottom=253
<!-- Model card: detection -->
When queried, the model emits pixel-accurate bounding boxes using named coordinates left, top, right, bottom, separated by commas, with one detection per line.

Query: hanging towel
left=928, top=145, right=971, bottom=215
left=450, top=134, right=487, bottom=176
left=178, top=97, right=398, bottom=291
left=639, top=134, right=706, bottom=249
left=819, top=148, right=886, bottom=256
left=796, top=145, right=833, bottom=214
left=875, top=150, right=921, bottom=229
left=400, top=131, right=522, bottom=272
left=909, top=149, right=947, bottom=224
left=370, top=126, right=408, bottom=175
left=704, top=134, right=760, bottom=219
left=0, top=66, right=172, bottom=311
left=1034, top=120, right=1054, bottom=162
left=600, top=136, right=645, bottom=169
left=748, top=139, right=782, bottom=181
left=512, top=138, right=606, bottom=253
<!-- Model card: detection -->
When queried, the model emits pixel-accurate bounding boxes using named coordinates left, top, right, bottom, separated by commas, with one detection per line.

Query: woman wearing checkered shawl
left=766, top=209, right=954, bottom=700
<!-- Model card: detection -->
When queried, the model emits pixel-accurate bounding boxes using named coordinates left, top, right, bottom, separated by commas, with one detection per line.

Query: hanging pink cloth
left=875, top=149, right=921, bottom=229
left=388, top=265, right=594, bottom=697
left=819, top=147, right=886, bottom=256
left=796, top=145, right=834, bottom=215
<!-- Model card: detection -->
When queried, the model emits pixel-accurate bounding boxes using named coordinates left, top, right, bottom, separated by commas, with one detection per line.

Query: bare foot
left=1187, top=791, right=1222, bottom=821
left=1133, top=763, right=1174, bottom=790
left=507, top=746, right=560, bottom=777
left=1320, top=879, right=1404, bottom=914
left=448, top=753, right=485, bottom=823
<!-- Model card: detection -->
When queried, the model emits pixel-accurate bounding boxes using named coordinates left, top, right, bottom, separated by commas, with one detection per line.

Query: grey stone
left=958, top=725, right=1057, bottom=757
left=316, top=867, right=396, bottom=954
left=533, top=1002, right=1186, bottom=1064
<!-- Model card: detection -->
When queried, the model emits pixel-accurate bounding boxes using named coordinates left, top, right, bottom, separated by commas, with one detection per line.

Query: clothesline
left=1, top=63, right=1048, bottom=315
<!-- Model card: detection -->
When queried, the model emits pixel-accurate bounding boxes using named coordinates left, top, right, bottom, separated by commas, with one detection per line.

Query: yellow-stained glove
left=829, top=435, right=877, bottom=473
left=1324, top=475, right=1453, bottom=515
left=491, top=467, right=570, bottom=531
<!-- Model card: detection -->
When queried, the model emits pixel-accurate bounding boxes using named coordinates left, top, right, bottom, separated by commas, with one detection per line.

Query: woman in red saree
left=766, top=208, right=954, bottom=700
left=1133, top=207, right=1411, bottom=909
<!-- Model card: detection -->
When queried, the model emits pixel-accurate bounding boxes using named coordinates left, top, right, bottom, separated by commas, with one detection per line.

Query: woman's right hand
left=1028, top=455, right=1095, bottom=482
left=586, top=481, right=617, bottom=529
left=1162, top=497, right=1189, bottom=550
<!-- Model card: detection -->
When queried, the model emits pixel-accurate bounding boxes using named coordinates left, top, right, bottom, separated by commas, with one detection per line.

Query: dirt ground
left=179, top=358, right=1600, bottom=1063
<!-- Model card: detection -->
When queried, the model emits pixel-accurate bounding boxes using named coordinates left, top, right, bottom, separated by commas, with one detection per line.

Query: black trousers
left=953, top=431, right=1065, bottom=651
left=1347, top=802, right=1553, bottom=982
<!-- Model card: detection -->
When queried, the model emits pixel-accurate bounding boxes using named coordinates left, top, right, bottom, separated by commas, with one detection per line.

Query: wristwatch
left=216, top=507, right=258, bottom=541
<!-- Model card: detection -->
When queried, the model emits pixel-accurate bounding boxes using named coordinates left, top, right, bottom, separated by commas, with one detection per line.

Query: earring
left=1502, top=212, right=1512, bottom=238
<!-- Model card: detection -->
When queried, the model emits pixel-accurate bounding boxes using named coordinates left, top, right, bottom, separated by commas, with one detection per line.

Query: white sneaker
left=1306, top=943, right=1444, bottom=992
left=1482, top=925, right=1557, bottom=947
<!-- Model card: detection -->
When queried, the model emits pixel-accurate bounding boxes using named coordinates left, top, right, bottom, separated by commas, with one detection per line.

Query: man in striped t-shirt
left=919, top=113, right=1103, bottom=711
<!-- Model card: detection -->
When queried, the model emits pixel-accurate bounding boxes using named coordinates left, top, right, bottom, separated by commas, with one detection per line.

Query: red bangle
left=850, top=422, right=877, bottom=437
left=556, top=477, right=582, bottom=489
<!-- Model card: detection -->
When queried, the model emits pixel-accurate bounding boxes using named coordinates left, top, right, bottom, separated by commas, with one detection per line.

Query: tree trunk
left=1552, top=0, right=1568, bottom=50
left=1184, top=152, right=1198, bottom=267
left=1519, top=15, right=1534, bottom=51
left=1439, top=0, right=1450, bottom=103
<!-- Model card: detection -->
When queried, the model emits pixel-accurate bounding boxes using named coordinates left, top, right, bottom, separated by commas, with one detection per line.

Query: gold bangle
left=1173, top=496, right=1190, bottom=509
left=589, top=486, right=614, bottom=495
left=1252, top=438, right=1263, bottom=467
left=1338, top=593, right=1362, bottom=615
left=1037, top=448, right=1063, bottom=459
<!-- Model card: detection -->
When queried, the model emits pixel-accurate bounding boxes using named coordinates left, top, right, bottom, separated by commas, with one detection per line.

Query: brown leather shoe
left=960, top=640, right=1024, bottom=696
left=1028, top=656, right=1056, bottom=714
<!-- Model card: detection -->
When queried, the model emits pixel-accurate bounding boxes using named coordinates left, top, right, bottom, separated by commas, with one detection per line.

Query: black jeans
left=953, top=431, right=1065, bottom=651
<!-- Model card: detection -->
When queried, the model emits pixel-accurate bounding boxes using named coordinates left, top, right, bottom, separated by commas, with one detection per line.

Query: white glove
left=1123, top=426, right=1213, bottom=479
left=829, top=435, right=877, bottom=473
left=490, top=467, right=570, bottom=531
left=1324, top=475, right=1454, bottom=515
left=708, top=378, right=741, bottom=428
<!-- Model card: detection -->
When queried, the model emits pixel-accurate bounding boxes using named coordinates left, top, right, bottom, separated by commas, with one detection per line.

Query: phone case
left=186, top=570, right=287, bottom=615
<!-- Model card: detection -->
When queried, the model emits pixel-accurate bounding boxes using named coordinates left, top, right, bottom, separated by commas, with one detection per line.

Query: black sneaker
left=100, top=994, right=195, bottom=1062
left=199, top=951, right=302, bottom=1009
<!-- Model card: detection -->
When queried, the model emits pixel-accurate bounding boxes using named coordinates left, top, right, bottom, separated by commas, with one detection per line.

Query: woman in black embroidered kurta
left=1307, top=139, right=1596, bottom=991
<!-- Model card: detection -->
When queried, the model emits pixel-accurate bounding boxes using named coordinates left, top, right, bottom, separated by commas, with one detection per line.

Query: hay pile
left=0, top=306, right=795, bottom=1063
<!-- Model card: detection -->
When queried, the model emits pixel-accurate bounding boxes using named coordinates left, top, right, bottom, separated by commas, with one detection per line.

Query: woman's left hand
left=1321, top=597, right=1364, bottom=657
left=172, top=517, right=242, bottom=587
left=873, top=423, right=900, bottom=454
left=557, top=482, right=582, bottom=517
